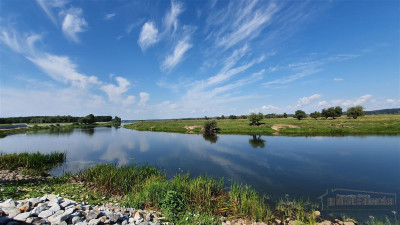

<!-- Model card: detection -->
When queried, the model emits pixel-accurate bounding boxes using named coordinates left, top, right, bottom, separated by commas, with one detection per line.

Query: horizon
left=1, top=0, right=399, bottom=120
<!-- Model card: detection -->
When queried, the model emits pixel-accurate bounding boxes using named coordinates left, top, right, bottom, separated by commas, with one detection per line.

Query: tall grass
left=0, top=152, right=66, bottom=171
left=78, top=164, right=317, bottom=223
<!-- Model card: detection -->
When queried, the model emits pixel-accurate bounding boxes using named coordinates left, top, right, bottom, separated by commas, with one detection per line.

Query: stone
left=49, top=203, right=61, bottom=212
left=71, top=216, right=82, bottom=224
left=86, top=212, right=98, bottom=220
left=27, top=198, right=42, bottom=207
left=1, top=207, right=20, bottom=218
left=108, top=213, right=120, bottom=223
left=19, top=201, right=33, bottom=212
left=76, top=222, right=88, bottom=225
left=275, top=219, right=282, bottom=224
left=0, top=199, right=17, bottom=208
left=25, top=217, right=41, bottom=224
left=343, top=222, right=355, bottom=225
left=13, top=212, right=31, bottom=221
left=314, top=211, right=321, bottom=217
left=59, top=222, right=68, bottom=225
left=88, top=218, right=101, bottom=225
left=134, top=211, right=143, bottom=221
left=31, top=206, right=47, bottom=216
left=38, top=209, right=55, bottom=218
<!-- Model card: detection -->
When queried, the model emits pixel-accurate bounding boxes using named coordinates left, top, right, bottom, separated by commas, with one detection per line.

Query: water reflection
left=248, top=135, right=266, bottom=148
left=202, top=133, right=219, bottom=143
left=82, top=128, right=95, bottom=136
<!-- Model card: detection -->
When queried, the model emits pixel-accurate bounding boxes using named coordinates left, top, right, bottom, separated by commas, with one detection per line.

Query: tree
left=249, top=113, right=263, bottom=125
left=228, top=115, right=237, bottom=119
left=334, top=106, right=343, bottom=118
left=203, top=120, right=217, bottom=133
left=220, top=115, right=225, bottom=119
left=310, top=111, right=321, bottom=120
left=283, top=113, right=288, bottom=118
left=295, top=110, right=307, bottom=120
left=113, top=116, right=122, bottom=124
left=347, top=106, right=364, bottom=119
left=248, top=135, right=266, bottom=148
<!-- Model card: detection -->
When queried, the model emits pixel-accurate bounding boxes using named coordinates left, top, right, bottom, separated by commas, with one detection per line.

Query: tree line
left=0, top=115, right=120, bottom=124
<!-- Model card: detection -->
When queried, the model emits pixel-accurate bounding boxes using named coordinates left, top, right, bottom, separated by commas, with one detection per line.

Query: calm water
left=1, top=125, right=399, bottom=219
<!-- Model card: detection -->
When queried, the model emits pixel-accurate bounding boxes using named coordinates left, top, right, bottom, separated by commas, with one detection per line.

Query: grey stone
left=71, top=216, right=82, bottom=224
left=47, top=199, right=60, bottom=207
left=27, top=198, right=42, bottom=207
left=13, top=212, right=31, bottom=221
left=86, top=212, right=98, bottom=220
left=38, top=209, right=55, bottom=218
left=88, top=218, right=101, bottom=225
left=49, top=203, right=61, bottom=212
left=25, top=217, right=41, bottom=224
left=31, top=206, right=47, bottom=216
left=76, top=222, right=88, bottom=225
left=108, top=213, right=120, bottom=223
left=1, top=207, right=20, bottom=218
left=0, top=200, right=17, bottom=208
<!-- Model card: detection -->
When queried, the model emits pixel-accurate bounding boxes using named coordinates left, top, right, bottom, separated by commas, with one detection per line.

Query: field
left=124, top=115, right=400, bottom=136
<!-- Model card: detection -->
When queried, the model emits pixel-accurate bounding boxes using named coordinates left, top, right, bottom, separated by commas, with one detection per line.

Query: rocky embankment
left=0, top=195, right=163, bottom=225
left=0, top=194, right=358, bottom=225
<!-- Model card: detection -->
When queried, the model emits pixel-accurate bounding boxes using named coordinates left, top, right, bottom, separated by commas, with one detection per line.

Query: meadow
left=124, top=115, right=400, bottom=136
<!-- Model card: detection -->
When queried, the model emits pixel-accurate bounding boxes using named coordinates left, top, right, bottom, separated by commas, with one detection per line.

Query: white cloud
left=386, top=99, right=395, bottom=103
left=262, top=105, right=279, bottom=112
left=36, top=0, right=67, bottom=25
left=163, top=0, right=184, bottom=33
left=161, top=35, right=192, bottom=70
left=122, top=96, right=136, bottom=107
left=139, top=92, right=150, bottom=106
left=61, top=8, right=88, bottom=43
left=296, top=94, right=321, bottom=107
left=100, top=76, right=131, bottom=103
left=28, top=53, right=100, bottom=88
left=105, top=13, right=116, bottom=20
left=333, top=78, right=343, bottom=81
left=138, top=22, right=159, bottom=51
left=341, top=94, right=372, bottom=106
left=318, top=101, right=327, bottom=106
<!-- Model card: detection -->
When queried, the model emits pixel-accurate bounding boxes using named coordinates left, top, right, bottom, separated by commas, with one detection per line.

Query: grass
left=0, top=152, right=66, bottom=176
left=124, top=115, right=400, bottom=136
left=77, top=164, right=318, bottom=223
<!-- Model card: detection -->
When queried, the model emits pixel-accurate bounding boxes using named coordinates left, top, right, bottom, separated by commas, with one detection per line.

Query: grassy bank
left=0, top=152, right=66, bottom=176
left=0, top=121, right=119, bottom=138
left=124, top=115, right=400, bottom=136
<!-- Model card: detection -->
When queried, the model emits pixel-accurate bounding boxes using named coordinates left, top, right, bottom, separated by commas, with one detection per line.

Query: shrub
left=295, top=110, right=307, bottom=120
left=161, top=190, right=186, bottom=220
left=203, top=120, right=217, bottom=133
left=347, top=106, right=364, bottom=119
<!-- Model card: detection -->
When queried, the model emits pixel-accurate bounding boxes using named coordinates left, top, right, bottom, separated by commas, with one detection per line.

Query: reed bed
left=0, top=152, right=66, bottom=171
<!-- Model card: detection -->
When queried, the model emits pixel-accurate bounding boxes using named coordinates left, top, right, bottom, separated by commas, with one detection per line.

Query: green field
left=124, top=115, right=400, bottom=136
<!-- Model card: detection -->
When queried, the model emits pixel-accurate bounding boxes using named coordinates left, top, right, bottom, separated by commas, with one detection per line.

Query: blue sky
left=0, top=0, right=399, bottom=119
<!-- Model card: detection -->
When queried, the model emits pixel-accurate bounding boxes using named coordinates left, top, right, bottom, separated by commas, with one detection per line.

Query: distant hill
left=363, top=108, right=400, bottom=115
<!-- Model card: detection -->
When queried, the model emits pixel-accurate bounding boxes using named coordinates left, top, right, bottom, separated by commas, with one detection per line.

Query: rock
left=27, top=198, right=42, bottom=207
left=71, top=216, right=82, bottom=224
left=13, top=212, right=31, bottom=221
left=318, top=220, right=333, bottom=225
left=49, top=203, right=61, bottom=212
left=47, top=210, right=65, bottom=223
left=121, top=220, right=128, bottom=225
left=61, top=200, right=75, bottom=209
left=25, top=217, right=42, bottom=224
left=19, top=201, right=33, bottom=212
left=76, top=222, right=88, bottom=225
left=288, top=221, right=297, bottom=225
left=60, top=222, right=68, bottom=225
left=343, top=222, right=355, bottom=225
left=108, top=213, right=120, bottom=223
left=38, top=209, right=55, bottom=218
left=1, top=207, right=20, bottom=218
left=88, top=218, right=101, bottom=225
left=275, top=219, right=282, bottom=224
left=315, top=211, right=321, bottom=217
left=31, top=206, right=47, bottom=216
left=0, top=199, right=17, bottom=208
left=134, top=211, right=143, bottom=222
left=86, top=212, right=98, bottom=220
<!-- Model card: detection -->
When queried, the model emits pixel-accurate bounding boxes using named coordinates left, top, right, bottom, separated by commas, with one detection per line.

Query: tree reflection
left=248, top=135, right=266, bottom=148
left=202, top=133, right=219, bottom=144
left=82, top=128, right=95, bottom=136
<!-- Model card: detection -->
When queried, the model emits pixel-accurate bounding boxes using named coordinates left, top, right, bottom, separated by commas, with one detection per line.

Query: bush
left=249, top=113, right=263, bottom=125
left=161, top=190, right=186, bottom=220
left=203, top=120, right=217, bottom=133
left=347, top=106, right=364, bottom=119
left=309, top=111, right=321, bottom=120
left=295, top=110, right=307, bottom=120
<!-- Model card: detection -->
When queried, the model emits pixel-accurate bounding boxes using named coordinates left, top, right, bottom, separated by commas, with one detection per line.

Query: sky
left=0, top=0, right=399, bottom=119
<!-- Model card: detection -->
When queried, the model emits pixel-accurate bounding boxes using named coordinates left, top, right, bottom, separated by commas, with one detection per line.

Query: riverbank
left=124, top=115, right=400, bottom=136
left=0, top=153, right=367, bottom=225
left=0, top=122, right=119, bottom=138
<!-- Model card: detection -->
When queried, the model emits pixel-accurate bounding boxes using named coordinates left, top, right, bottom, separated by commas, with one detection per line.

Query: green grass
left=124, top=115, right=400, bottom=136
left=77, top=164, right=318, bottom=223
left=0, top=152, right=66, bottom=176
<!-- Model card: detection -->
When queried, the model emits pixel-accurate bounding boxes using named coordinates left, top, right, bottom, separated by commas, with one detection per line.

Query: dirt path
left=271, top=124, right=300, bottom=135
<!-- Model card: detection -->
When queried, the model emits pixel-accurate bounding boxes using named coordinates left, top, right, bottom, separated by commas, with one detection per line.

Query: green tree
left=309, top=111, right=321, bottom=120
left=295, top=110, right=307, bottom=120
left=248, top=112, right=263, bottom=125
left=203, top=120, right=217, bottom=133
left=228, top=115, right=237, bottom=119
left=347, top=106, right=364, bottom=119
left=334, top=106, right=343, bottom=118
left=283, top=112, right=288, bottom=118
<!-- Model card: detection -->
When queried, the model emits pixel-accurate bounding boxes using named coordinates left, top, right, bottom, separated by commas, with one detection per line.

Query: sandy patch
left=184, top=125, right=202, bottom=130
left=271, top=124, right=300, bottom=135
